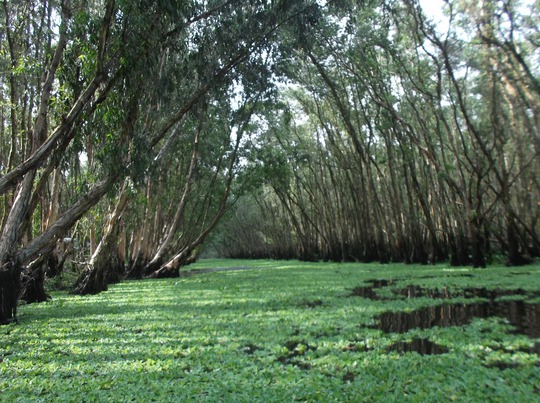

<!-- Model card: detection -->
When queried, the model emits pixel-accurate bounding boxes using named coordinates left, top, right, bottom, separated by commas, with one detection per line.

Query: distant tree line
left=209, top=0, right=539, bottom=268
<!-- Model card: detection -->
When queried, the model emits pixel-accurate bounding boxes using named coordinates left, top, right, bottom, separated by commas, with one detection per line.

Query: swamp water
left=351, top=279, right=540, bottom=357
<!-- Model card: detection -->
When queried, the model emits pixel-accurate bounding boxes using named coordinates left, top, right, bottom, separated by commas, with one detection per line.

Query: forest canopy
left=0, top=0, right=539, bottom=324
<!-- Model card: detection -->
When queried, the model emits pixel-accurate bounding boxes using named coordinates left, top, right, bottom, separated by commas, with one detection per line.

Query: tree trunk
left=0, top=258, right=21, bottom=324
left=148, top=247, right=200, bottom=278
left=20, top=256, right=50, bottom=303
left=126, top=179, right=156, bottom=279
left=0, top=0, right=117, bottom=324
left=469, top=214, right=486, bottom=268
left=143, top=117, right=202, bottom=274
left=505, top=214, right=533, bottom=266
left=73, top=181, right=129, bottom=295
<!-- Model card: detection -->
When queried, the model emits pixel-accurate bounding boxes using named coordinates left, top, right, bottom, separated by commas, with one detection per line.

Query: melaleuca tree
left=72, top=0, right=326, bottom=289
left=0, top=0, right=124, bottom=322
left=1, top=0, right=319, bottom=317
left=221, top=0, right=538, bottom=267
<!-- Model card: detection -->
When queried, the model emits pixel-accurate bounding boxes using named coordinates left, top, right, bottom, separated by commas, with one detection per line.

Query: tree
left=214, top=0, right=538, bottom=267
left=0, top=0, right=121, bottom=323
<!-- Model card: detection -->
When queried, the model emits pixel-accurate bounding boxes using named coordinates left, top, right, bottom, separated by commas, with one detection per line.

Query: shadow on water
left=394, top=286, right=531, bottom=300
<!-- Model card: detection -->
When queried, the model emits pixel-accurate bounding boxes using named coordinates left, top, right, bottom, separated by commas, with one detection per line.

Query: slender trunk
left=143, top=118, right=202, bottom=274
left=0, top=0, right=119, bottom=324
left=73, top=181, right=129, bottom=295
left=0, top=0, right=116, bottom=196
left=126, top=178, right=156, bottom=278
left=19, top=167, right=62, bottom=303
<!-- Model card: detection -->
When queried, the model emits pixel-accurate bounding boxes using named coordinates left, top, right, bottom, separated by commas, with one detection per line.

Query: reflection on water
left=374, top=300, right=540, bottom=338
left=387, top=338, right=449, bottom=355
left=350, top=280, right=393, bottom=299
left=351, top=279, right=535, bottom=301
left=394, top=286, right=531, bottom=300
left=352, top=279, right=540, bottom=337
left=351, top=278, right=540, bottom=355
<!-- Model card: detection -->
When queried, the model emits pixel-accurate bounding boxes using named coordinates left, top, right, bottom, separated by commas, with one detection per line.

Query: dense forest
left=0, top=0, right=538, bottom=324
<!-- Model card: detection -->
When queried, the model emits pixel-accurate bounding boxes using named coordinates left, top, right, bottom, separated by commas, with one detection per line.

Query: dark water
left=351, top=278, right=540, bottom=357
left=350, top=280, right=394, bottom=299
left=393, top=286, right=531, bottom=300
left=350, top=279, right=535, bottom=301
left=374, top=300, right=540, bottom=338
left=351, top=279, right=540, bottom=337
left=387, top=338, right=449, bottom=355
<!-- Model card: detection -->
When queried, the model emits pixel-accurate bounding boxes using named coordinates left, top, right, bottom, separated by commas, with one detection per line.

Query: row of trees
left=211, top=0, right=539, bottom=267
left=0, top=0, right=538, bottom=324
left=0, top=0, right=322, bottom=323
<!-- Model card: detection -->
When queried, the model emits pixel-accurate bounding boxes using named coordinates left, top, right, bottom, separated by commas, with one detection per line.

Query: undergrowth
left=1, top=260, right=539, bottom=401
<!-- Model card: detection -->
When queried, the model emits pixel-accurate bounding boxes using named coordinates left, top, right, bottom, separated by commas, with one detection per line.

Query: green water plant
left=1, top=260, right=539, bottom=401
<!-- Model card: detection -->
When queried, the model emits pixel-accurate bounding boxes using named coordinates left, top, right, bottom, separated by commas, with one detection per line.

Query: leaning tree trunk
left=142, top=117, right=202, bottom=276
left=147, top=181, right=233, bottom=278
left=8, top=173, right=118, bottom=304
left=126, top=177, right=159, bottom=279
left=73, top=182, right=129, bottom=295
left=0, top=173, right=36, bottom=323
left=0, top=1, right=116, bottom=323
left=0, top=23, right=65, bottom=321
left=148, top=245, right=201, bottom=278
left=20, top=167, right=63, bottom=303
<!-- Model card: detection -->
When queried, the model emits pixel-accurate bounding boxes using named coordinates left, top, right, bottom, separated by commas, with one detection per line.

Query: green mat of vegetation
left=2, top=260, right=539, bottom=401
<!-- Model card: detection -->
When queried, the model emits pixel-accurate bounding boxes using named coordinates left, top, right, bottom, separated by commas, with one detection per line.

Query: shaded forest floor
left=1, top=260, right=540, bottom=401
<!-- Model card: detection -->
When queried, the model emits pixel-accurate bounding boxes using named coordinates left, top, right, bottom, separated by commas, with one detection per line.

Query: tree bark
left=18, top=174, right=119, bottom=265
left=73, top=181, right=129, bottom=295
left=20, top=256, right=50, bottom=304
left=143, top=116, right=202, bottom=274
left=0, top=0, right=70, bottom=323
